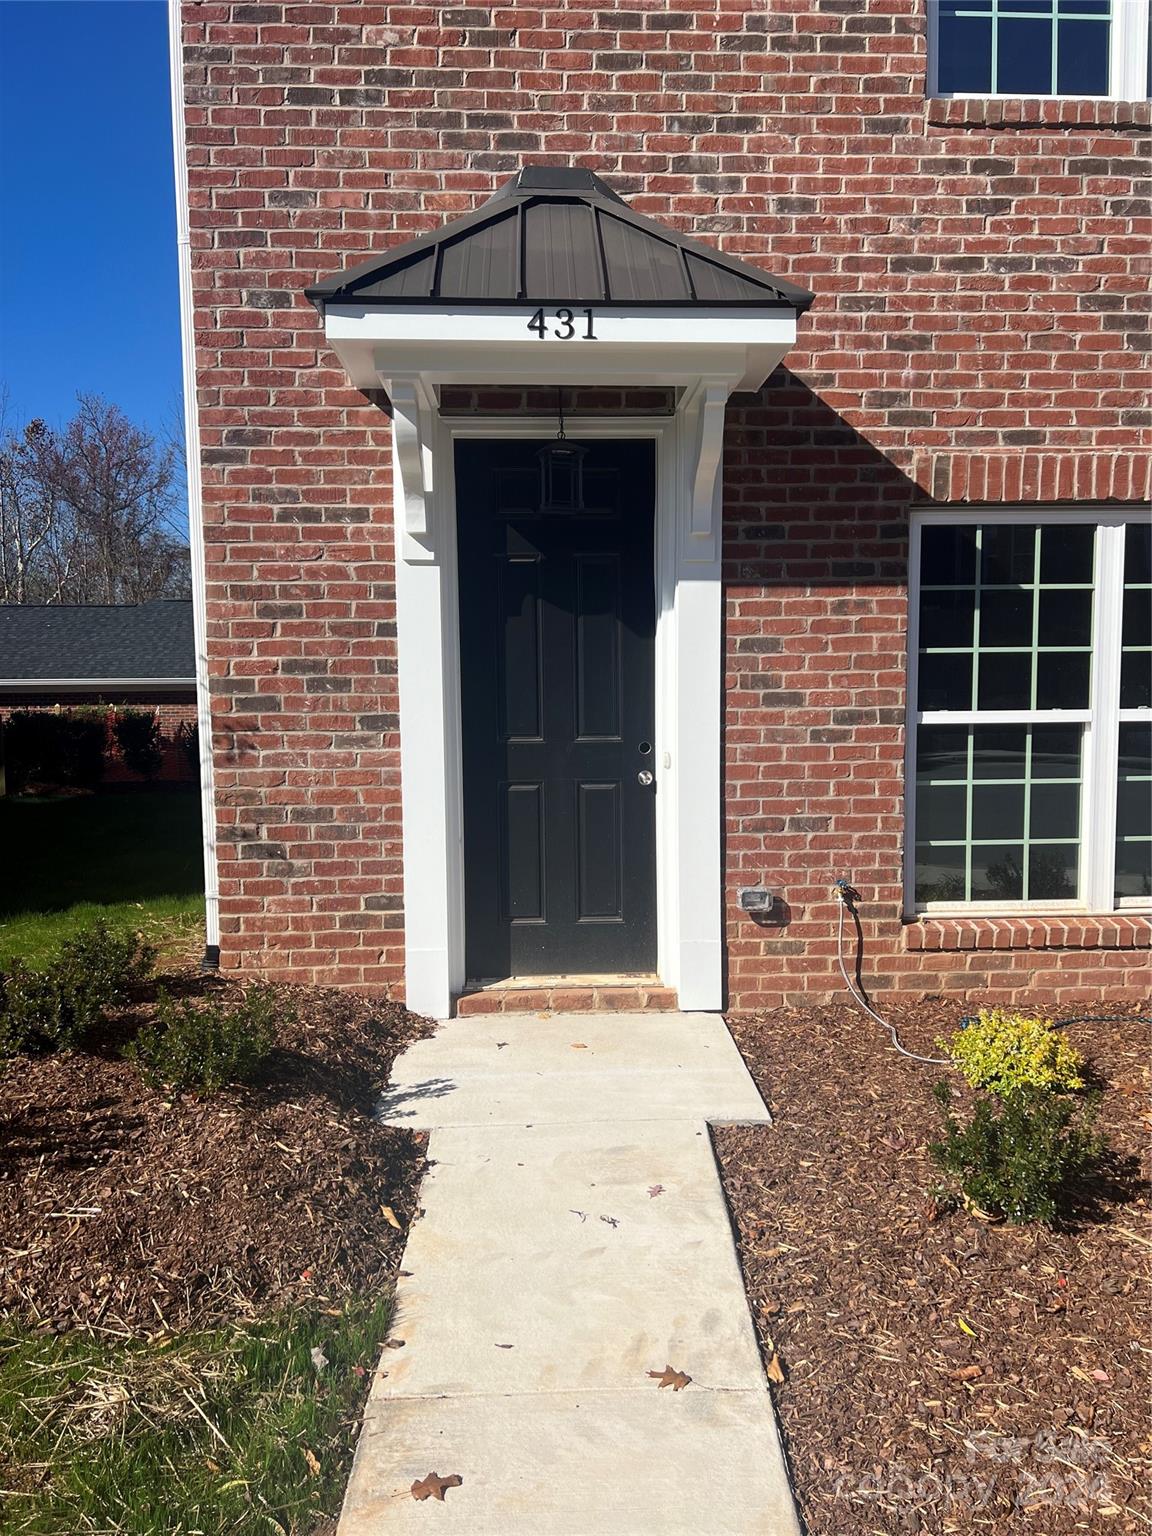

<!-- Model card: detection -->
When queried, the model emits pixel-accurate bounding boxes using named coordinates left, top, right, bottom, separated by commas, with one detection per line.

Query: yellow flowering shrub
left=939, top=1009, right=1085, bottom=1097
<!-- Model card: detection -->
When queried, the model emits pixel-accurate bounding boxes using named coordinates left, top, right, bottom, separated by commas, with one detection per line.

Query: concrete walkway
left=338, top=1013, right=800, bottom=1536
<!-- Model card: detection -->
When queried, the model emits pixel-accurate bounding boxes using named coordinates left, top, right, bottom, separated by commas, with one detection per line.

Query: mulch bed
left=715, top=999, right=1151, bottom=1535
left=0, top=972, right=432, bottom=1335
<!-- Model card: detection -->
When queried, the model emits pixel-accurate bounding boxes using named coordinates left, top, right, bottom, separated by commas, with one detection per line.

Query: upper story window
left=907, top=511, right=1151, bottom=916
left=929, top=0, right=1151, bottom=99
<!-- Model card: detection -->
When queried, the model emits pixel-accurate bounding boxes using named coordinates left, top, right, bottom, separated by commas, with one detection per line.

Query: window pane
left=1036, top=650, right=1090, bottom=709
left=920, top=588, right=976, bottom=648
left=973, top=725, right=1028, bottom=778
left=1038, top=588, right=1092, bottom=646
left=981, top=524, right=1036, bottom=585
left=972, top=845, right=1025, bottom=900
left=1030, top=780, right=1080, bottom=840
left=918, top=725, right=969, bottom=780
left=919, top=651, right=973, bottom=711
left=1120, top=651, right=1152, bottom=710
left=998, top=16, right=1055, bottom=94
left=1124, top=522, right=1151, bottom=585
left=978, top=651, right=1032, bottom=709
left=922, top=525, right=977, bottom=585
left=917, top=780, right=968, bottom=840
left=1056, top=18, right=1111, bottom=94
left=1030, top=723, right=1082, bottom=779
left=1029, top=844, right=1079, bottom=900
left=916, top=844, right=968, bottom=905
left=980, top=588, right=1033, bottom=646
left=1039, top=523, right=1095, bottom=584
left=1116, top=723, right=1152, bottom=900
left=972, top=783, right=1026, bottom=840
left=938, top=4, right=994, bottom=93
left=1122, top=587, right=1150, bottom=648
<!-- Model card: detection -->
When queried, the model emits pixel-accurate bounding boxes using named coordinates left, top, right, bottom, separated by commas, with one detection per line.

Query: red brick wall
left=181, top=0, right=1151, bottom=1006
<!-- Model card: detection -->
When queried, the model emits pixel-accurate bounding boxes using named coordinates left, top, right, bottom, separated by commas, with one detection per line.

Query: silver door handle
left=637, top=769, right=654, bottom=786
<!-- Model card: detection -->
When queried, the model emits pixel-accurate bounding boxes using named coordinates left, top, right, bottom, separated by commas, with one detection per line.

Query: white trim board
left=168, top=0, right=220, bottom=954
left=394, top=410, right=724, bottom=1019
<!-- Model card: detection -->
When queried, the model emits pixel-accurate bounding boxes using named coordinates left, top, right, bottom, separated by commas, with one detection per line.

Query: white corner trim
left=168, top=0, right=220, bottom=952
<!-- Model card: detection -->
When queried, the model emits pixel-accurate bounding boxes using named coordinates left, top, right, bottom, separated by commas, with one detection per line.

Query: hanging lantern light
left=537, top=389, right=587, bottom=513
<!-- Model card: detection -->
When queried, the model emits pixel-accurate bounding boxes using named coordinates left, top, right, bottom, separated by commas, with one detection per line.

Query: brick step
left=455, top=980, right=679, bottom=1015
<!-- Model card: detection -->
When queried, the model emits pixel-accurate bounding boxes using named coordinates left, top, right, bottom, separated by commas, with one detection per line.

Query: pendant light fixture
left=537, top=388, right=587, bottom=512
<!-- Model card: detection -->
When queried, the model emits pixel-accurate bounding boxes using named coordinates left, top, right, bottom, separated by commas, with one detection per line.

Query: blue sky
left=0, top=0, right=181, bottom=453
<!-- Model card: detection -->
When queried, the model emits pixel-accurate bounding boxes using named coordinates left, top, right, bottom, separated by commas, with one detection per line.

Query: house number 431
left=527, top=307, right=597, bottom=340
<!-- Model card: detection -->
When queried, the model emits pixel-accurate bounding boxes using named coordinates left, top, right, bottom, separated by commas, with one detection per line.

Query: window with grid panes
left=908, top=513, right=1152, bottom=913
left=929, top=0, right=1151, bottom=100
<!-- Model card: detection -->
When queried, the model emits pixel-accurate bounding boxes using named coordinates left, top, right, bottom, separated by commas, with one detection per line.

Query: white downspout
left=168, top=0, right=220, bottom=964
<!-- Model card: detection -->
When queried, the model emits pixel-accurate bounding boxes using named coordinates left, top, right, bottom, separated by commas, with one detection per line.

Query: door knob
left=637, top=769, right=654, bottom=786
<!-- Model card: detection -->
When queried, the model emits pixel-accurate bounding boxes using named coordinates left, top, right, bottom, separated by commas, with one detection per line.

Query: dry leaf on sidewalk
left=648, top=1365, right=692, bottom=1390
left=411, top=1472, right=463, bottom=1502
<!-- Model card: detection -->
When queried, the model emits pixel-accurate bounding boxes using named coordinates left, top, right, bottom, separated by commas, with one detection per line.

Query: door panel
left=458, top=438, right=657, bottom=979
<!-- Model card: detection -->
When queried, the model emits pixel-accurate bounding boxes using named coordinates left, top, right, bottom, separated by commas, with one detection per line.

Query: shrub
left=174, top=718, right=200, bottom=774
left=113, top=708, right=164, bottom=779
left=939, top=1008, right=1085, bottom=1098
left=2, top=708, right=107, bottom=792
left=126, top=985, right=281, bottom=1095
left=929, top=1080, right=1105, bottom=1226
left=0, top=921, right=155, bottom=1054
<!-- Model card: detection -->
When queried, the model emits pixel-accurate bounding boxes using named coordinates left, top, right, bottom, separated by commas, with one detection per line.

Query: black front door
left=458, top=438, right=657, bottom=980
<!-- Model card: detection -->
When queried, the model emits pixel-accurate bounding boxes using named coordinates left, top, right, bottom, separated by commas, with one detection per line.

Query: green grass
left=0, top=791, right=205, bottom=967
left=0, top=1300, right=390, bottom=1536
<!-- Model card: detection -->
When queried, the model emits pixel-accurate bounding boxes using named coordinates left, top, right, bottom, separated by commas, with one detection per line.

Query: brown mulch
left=715, top=998, right=1152, bottom=1535
left=0, top=971, right=432, bottom=1335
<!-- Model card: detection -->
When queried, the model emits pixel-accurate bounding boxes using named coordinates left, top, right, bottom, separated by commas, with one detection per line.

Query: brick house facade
left=174, top=0, right=1151, bottom=1014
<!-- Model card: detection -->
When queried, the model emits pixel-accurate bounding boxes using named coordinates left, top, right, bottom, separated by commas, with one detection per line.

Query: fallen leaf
left=949, top=1364, right=983, bottom=1382
left=352, top=1364, right=366, bottom=1378
left=956, top=1316, right=978, bottom=1338
left=381, top=1205, right=403, bottom=1231
left=600, top=1214, right=619, bottom=1228
left=571, top=1043, right=588, bottom=1050
left=411, top=1472, right=463, bottom=1502
left=309, top=1346, right=328, bottom=1373
left=1091, top=1368, right=1110, bottom=1383
left=385, top=1338, right=406, bottom=1349
left=648, top=1364, right=692, bottom=1391
left=495, top=1342, right=514, bottom=1349
left=765, top=1353, right=786, bottom=1384
left=648, top=1185, right=666, bottom=1199
left=302, top=1447, right=321, bottom=1477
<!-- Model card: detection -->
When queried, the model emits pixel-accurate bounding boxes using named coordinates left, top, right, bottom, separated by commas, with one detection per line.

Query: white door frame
left=394, top=392, right=728, bottom=1018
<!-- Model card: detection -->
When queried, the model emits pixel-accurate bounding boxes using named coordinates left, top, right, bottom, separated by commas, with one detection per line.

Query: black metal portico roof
left=306, top=166, right=815, bottom=311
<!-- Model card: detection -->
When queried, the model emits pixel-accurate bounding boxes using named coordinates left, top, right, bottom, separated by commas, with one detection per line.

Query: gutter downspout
left=168, top=0, right=220, bottom=968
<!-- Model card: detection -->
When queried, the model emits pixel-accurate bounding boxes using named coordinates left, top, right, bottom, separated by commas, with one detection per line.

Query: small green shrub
left=126, top=985, right=282, bottom=1095
left=940, top=1007, right=1085, bottom=1097
left=0, top=921, right=155, bottom=1054
left=113, top=708, right=163, bottom=779
left=929, top=1079, right=1105, bottom=1226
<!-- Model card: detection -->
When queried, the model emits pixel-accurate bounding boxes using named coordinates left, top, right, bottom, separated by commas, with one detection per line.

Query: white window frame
left=905, top=506, right=1152, bottom=918
left=927, top=0, right=1151, bottom=101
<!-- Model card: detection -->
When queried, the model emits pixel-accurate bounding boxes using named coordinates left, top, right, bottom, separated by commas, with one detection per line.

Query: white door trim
left=393, top=400, right=728, bottom=1018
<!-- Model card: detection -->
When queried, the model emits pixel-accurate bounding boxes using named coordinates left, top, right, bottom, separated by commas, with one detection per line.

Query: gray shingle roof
left=0, top=602, right=195, bottom=682
left=307, top=166, right=815, bottom=311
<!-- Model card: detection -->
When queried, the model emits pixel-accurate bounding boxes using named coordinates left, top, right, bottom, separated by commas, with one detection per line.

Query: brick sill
left=926, top=97, right=1152, bottom=129
left=905, top=915, right=1152, bottom=953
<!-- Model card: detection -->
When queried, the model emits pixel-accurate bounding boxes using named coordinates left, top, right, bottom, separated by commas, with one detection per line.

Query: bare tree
left=0, top=394, right=191, bottom=605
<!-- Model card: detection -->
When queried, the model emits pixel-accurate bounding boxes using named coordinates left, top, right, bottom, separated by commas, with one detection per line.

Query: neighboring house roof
left=0, top=601, right=195, bottom=686
left=306, top=165, right=815, bottom=311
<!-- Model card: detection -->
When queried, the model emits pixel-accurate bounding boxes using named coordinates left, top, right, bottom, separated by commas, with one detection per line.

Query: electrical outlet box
left=738, top=887, right=775, bottom=914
